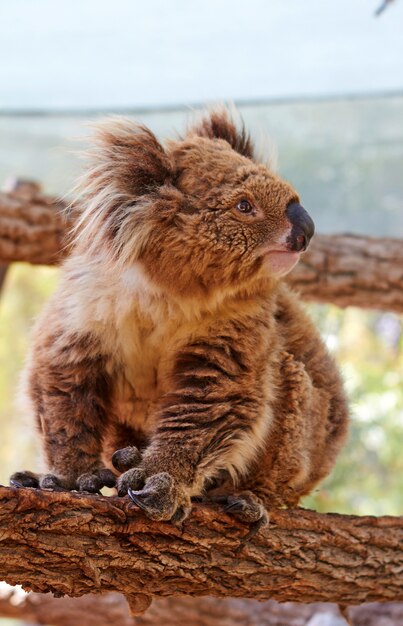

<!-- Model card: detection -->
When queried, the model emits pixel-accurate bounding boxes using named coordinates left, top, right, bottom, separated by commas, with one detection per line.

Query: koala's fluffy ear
left=71, top=118, right=176, bottom=262
left=188, top=109, right=254, bottom=160
left=84, top=117, right=173, bottom=198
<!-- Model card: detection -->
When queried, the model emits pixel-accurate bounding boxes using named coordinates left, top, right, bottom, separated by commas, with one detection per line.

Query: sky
left=1, top=0, right=403, bottom=111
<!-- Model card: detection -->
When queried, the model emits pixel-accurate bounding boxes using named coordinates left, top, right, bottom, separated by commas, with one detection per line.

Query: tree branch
left=290, top=233, right=403, bottom=312
left=0, top=180, right=70, bottom=265
left=0, top=486, right=402, bottom=609
left=0, top=181, right=402, bottom=313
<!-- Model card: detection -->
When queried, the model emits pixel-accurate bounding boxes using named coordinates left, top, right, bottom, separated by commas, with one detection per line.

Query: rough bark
left=291, top=233, right=403, bottom=313
left=1, top=589, right=403, bottom=626
left=0, top=486, right=402, bottom=609
left=0, top=180, right=70, bottom=265
left=0, top=181, right=402, bottom=313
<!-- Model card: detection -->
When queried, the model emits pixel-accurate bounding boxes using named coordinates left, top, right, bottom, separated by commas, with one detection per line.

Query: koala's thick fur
left=12, top=110, right=348, bottom=526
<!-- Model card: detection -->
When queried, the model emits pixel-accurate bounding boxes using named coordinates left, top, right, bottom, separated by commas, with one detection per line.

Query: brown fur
left=15, top=109, right=348, bottom=521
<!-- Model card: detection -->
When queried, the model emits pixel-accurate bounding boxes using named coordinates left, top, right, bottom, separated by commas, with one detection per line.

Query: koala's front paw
left=113, top=445, right=192, bottom=522
left=10, top=471, right=73, bottom=491
left=10, top=468, right=116, bottom=493
left=117, top=468, right=191, bottom=522
left=128, top=472, right=191, bottom=522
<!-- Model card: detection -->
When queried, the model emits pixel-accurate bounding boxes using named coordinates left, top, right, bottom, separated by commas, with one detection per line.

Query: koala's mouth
left=261, top=247, right=301, bottom=277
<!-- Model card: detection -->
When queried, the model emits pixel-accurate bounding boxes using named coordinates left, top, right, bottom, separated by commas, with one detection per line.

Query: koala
left=11, top=110, right=348, bottom=529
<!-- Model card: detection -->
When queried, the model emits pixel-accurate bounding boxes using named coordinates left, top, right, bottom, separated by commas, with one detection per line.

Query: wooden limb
left=289, top=233, right=403, bottom=313
left=0, top=182, right=402, bottom=312
left=0, top=180, right=70, bottom=265
left=1, top=589, right=403, bottom=626
left=0, top=179, right=24, bottom=295
left=0, top=486, right=402, bottom=608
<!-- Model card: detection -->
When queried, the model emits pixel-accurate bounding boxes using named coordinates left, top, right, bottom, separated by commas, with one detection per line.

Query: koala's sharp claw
left=10, top=480, right=24, bottom=488
left=127, top=488, right=150, bottom=511
left=210, top=495, right=228, bottom=505
left=236, top=515, right=269, bottom=553
left=171, top=505, right=189, bottom=525
left=251, top=514, right=268, bottom=535
left=126, top=473, right=191, bottom=522
left=224, top=500, right=244, bottom=512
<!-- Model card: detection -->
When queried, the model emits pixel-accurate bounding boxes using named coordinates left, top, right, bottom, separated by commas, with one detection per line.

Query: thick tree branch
left=0, top=486, right=402, bottom=608
left=0, top=181, right=402, bottom=313
left=290, top=233, right=403, bottom=312
left=0, top=181, right=70, bottom=265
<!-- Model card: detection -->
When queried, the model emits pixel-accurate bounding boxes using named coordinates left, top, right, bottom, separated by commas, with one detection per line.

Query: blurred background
left=0, top=0, right=402, bottom=520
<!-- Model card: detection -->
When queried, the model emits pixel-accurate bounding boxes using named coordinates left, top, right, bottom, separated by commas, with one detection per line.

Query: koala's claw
left=128, top=489, right=189, bottom=525
left=126, top=472, right=191, bottom=522
left=127, top=487, right=149, bottom=511
left=10, top=480, right=23, bottom=488
left=170, top=505, right=188, bottom=525
left=126, top=472, right=176, bottom=520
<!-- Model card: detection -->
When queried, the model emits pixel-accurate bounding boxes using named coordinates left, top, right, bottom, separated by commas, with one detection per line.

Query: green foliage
left=0, top=264, right=58, bottom=482
left=0, top=266, right=402, bottom=515
left=305, top=305, right=403, bottom=515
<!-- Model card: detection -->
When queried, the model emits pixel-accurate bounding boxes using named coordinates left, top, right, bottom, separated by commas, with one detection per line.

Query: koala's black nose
left=286, top=202, right=315, bottom=252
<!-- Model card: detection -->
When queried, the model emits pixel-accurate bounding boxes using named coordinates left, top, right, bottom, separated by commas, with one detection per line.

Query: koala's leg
left=210, top=351, right=338, bottom=525
left=11, top=331, right=115, bottom=493
left=102, top=423, right=149, bottom=470
left=210, top=490, right=268, bottom=540
left=117, top=334, right=270, bottom=523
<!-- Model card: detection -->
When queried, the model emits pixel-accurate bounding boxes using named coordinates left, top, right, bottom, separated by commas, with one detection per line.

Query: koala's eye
left=236, top=199, right=254, bottom=215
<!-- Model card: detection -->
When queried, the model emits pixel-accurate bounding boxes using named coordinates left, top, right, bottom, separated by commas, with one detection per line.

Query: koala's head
left=74, top=110, right=314, bottom=298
